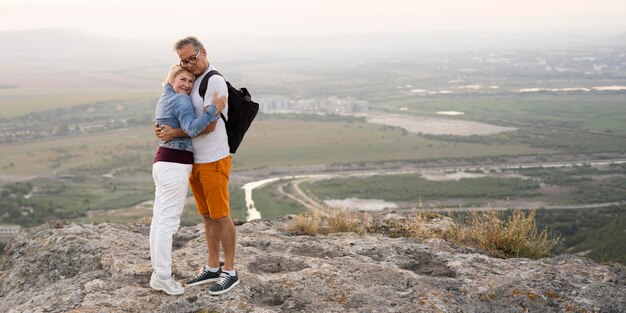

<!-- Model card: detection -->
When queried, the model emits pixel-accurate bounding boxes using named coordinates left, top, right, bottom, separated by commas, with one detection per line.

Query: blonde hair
left=163, top=64, right=194, bottom=87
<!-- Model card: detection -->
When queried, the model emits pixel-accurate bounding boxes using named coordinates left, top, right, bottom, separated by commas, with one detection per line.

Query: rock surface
left=0, top=216, right=624, bottom=313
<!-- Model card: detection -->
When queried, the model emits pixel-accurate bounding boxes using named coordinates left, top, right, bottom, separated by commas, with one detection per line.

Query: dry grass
left=370, top=210, right=454, bottom=239
left=287, top=209, right=372, bottom=236
left=447, top=209, right=561, bottom=259
left=196, top=309, right=220, bottom=313
left=287, top=208, right=560, bottom=260
left=289, top=210, right=322, bottom=235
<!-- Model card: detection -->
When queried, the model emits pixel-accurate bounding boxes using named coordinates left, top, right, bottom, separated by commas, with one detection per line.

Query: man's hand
left=153, top=122, right=161, bottom=139
left=198, top=92, right=225, bottom=136
left=156, top=124, right=186, bottom=142
left=156, top=123, right=175, bottom=142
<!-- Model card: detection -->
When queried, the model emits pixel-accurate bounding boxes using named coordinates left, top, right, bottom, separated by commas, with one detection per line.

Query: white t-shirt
left=190, top=65, right=230, bottom=163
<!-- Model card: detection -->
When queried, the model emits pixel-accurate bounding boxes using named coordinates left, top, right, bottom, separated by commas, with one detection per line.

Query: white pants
left=150, top=161, right=192, bottom=278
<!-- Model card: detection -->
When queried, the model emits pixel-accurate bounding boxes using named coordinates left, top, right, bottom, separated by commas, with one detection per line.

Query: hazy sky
left=1, top=0, right=625, bottom=39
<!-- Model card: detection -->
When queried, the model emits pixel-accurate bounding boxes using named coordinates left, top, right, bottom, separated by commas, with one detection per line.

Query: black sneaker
left=209, top=272, right=240, bottom=295
left=185, top=267, right=222, bottom=286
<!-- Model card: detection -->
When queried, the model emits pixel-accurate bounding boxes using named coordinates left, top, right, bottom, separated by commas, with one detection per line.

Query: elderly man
left=157, top=36, right=239, bottom=295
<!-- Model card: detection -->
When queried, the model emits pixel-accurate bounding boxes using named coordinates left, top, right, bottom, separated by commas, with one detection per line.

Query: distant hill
left=0, top=28, right=620, bottom=63
left=604, top=32, right=626, bottom=45
left=193, top=31, right=609, bottom=59
left=0, top=28, right=621, bottom=90
left=0, top=28, right=171, bottom=68
left=0, top=28, right=120, bottom=54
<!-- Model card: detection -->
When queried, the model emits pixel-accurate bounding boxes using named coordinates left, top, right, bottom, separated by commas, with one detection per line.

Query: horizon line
left=1, top=27, right=624, bottom=40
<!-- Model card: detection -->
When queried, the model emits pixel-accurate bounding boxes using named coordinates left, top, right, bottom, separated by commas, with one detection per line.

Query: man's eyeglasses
left=180, top=49, right=201, bottom=67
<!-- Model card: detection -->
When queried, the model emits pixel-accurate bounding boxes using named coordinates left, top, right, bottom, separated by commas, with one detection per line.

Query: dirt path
left=287, top=178, right=329, bottom=214
left=276, top=180, right=321, bottom=212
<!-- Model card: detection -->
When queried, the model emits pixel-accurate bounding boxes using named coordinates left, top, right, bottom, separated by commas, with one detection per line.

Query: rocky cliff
left=0, top=216, right=624, bottom=313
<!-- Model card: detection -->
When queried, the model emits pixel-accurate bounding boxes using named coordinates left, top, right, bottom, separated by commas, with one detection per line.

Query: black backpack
left=199, top=70, right=259, bottom=153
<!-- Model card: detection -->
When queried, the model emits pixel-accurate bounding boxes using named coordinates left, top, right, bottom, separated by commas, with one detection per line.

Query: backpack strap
left=198, top=70, right=226, bottom=123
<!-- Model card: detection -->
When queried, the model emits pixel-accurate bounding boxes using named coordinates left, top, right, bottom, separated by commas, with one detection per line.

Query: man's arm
left=155, top=123, right=187, bottom=142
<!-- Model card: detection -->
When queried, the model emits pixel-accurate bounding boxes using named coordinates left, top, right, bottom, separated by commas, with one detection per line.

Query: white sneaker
left=150, top=271, right=185, bottom=295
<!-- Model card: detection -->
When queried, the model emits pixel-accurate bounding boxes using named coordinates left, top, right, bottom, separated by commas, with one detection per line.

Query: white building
left=257, top=95, right=369, bottom=114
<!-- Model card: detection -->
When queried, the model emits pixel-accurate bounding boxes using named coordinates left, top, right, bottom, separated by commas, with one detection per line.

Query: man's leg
left=203, top=213, right=222, bottom=269
left=202, top=156, right=234, bottom=271
left=190, top=158, right=233, bottom=267
left=201, top=215, right=236, bottom=270
left=190, top=167, right=220, bottom=268
left=199, top=156, right=239, bottom=295
left=216, top=216, right=236, bottom=271
left=189, top=157, right=238, bottom=294
left=186, top=164, right=224, bottom=286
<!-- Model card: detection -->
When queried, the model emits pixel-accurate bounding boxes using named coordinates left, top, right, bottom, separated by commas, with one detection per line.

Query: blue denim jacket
left=155, top=84, right=219, bottom=152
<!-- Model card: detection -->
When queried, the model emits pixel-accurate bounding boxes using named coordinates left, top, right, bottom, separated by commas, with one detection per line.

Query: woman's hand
left=212, top=92, right=227, bottom=113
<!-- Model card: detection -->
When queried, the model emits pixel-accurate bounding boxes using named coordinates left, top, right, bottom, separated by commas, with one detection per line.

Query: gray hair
left=173, top=36, right=204, bottom=52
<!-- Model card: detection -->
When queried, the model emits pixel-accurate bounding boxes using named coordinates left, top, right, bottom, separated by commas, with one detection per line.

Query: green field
left=0, top=127, right=157, bottom=175
left=377, top=94, right=626, bottom=135
left=300, top=164, right=626, bottom=207
left=232, top=116, right=552, bottom=169
left=1, top=115, right=552, bottom=176
left=302, top=174, right=541, bottom=203
left=251, top=179, right=308, bottom=219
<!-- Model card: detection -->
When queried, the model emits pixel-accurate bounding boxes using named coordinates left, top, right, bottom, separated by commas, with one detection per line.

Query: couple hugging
left=149, top=36, right=238, bottom=296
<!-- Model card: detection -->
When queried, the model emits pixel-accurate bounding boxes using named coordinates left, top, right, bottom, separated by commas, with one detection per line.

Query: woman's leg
left=151, top=161, right=192, bottom=278
left=150, top=162, right=163, bottom=270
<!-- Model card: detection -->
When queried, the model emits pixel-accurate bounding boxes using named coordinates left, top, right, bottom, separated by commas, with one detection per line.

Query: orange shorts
left=189, top=156, right=231, bottom=219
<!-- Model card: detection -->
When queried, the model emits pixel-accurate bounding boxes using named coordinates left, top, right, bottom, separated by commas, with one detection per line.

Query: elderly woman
left=149, top=64, right=226, bottom=295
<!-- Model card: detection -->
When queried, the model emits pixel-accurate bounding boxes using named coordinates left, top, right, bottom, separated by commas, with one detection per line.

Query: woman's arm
left=156, top=93, right=226, bottom=141
left=199, top=120, right=218, bottom=135
left=173, top=93, right=226, bottom=137
left=156, top=120, right=216, bottom=141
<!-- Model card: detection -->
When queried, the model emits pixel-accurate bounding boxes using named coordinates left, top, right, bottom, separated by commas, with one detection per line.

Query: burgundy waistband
left=153, top=146, right=194, bottom=164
